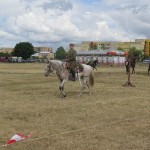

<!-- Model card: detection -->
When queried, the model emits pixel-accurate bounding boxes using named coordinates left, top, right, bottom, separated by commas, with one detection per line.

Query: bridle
left=46, top=61, right=65, bottom=76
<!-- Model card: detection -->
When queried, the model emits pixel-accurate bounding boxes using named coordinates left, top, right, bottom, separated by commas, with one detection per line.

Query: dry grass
left=0, top=63, right=150, bottom=150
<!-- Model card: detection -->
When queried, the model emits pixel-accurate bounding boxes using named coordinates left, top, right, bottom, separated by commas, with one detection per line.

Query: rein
left=49, top=62, right=62, bottom=73
left=50, top=62, right=65, bottom=80
left=55, top=62, right=65, bottom=73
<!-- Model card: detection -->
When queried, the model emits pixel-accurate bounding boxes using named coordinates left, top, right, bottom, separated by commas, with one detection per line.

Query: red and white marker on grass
left=6, top=134, right=31, bottom=145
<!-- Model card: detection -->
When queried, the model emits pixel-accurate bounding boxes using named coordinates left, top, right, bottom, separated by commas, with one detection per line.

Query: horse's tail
left=89, top=71, right=94, bottom=87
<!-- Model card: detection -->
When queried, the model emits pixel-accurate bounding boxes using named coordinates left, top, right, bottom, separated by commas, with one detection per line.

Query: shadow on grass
left=135, top=71, right=149, bottom=77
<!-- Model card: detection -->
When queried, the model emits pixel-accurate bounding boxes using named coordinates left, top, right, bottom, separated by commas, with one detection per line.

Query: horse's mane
left=49, top=59, right=63, bottom=65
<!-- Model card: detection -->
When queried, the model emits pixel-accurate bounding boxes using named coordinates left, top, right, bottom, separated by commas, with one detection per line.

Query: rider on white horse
left=65, top=43, right=83, bottom=81
left=44, top=59, right=94, bottom=97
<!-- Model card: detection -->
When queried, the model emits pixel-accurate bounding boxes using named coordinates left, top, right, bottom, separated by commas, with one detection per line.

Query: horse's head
left=44, top=60, right=52, bottom=77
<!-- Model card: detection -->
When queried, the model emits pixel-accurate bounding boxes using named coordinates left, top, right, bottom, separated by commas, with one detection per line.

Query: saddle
left=65, top=62, right=84, bottom=73
left=65, top=62, right=84, bottom=81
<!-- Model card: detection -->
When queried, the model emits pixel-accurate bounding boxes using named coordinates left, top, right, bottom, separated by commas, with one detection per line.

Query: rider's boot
left=70, top=69, right=76, bottom=81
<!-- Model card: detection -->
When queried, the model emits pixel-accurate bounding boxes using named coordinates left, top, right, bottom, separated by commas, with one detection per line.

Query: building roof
left=77, top=50, right=106, bottom=55
left=39, top=51, right=50, bottom=54
left=77, top=50, right=125, bottom=56
left=31, top=53, right=39, bottom=57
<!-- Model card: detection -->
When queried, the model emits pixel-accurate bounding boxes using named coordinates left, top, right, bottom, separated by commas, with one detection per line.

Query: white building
left=77, top=50, right=127, bottom=65
left=31, top=51, right=54, bottom=59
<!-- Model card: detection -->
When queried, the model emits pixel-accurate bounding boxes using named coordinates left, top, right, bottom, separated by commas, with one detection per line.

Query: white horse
left=44, top=60, right=94, bottom=97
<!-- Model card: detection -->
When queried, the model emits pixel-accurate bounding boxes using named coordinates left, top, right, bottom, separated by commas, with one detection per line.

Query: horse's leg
left=95, top=66, right=97, bottom=71
left=86, top=80, right=91, bottom=95
left=78, top=76, right=83, bottom=87
left=59, top=79, right=68, bottom=97
left=83, top=76, right=92, bottom=95
left=132, top=66, right=135, bottom=74
left=78, top=78, right=86, bottom=97
left=132, top=66, right=134, bottom=74
left=126, top=67, right=128, bottom=75
left=93, top=66, right=96, bottom=70
left=134, top=67, right=135, bottom=74
left=131, top=67, right=133, bottom=74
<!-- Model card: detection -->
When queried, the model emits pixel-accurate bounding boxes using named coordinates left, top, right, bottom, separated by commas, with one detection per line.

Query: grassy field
left=0, top=63, right=149, bottom=150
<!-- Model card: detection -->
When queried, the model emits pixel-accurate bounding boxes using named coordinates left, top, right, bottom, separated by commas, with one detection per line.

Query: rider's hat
left=69, top=43, right=74, bottom=46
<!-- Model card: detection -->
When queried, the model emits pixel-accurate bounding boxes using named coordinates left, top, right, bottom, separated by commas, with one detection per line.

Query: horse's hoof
left=78, top=94, right=82, bottom=97
left=89, top=93, right=92, bottom=96
left=64, top=95, right=66, bottom=97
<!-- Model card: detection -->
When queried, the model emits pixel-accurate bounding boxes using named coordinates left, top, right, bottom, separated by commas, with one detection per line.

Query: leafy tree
left=12, top=42, right=34, bottom=60
left=55, top=46, right=67, bottom=60
left=93, top=43, right=97, bottom=50
left=0, top=52, right=11, bottom=57
left=117, top=47, right=124, bottom=51
left=128, top=47, right=143, bottom=61
left=143, top=54, right=149, bottom=59
left=101, top=44, right=106, bottom=50
left=89, top=42, right=97, bottom=50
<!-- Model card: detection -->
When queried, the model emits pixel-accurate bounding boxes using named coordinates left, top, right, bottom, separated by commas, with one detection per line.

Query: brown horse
left=125, top=57, right=137, bottom=74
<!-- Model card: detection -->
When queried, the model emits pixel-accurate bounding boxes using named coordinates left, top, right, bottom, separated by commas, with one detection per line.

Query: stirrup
left=69, top=74, right=75, bottom=81
left=70, top=76, right=75, bottom=81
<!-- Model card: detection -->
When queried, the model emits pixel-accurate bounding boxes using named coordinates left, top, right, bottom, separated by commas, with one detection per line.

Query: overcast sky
left=0, top=0, right=150, bottom=49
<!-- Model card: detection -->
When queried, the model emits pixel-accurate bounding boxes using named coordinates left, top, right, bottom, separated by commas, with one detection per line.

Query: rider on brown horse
left=125, top=55, right=137, bottom=74
left=65, top=43, right=83, bottom=81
